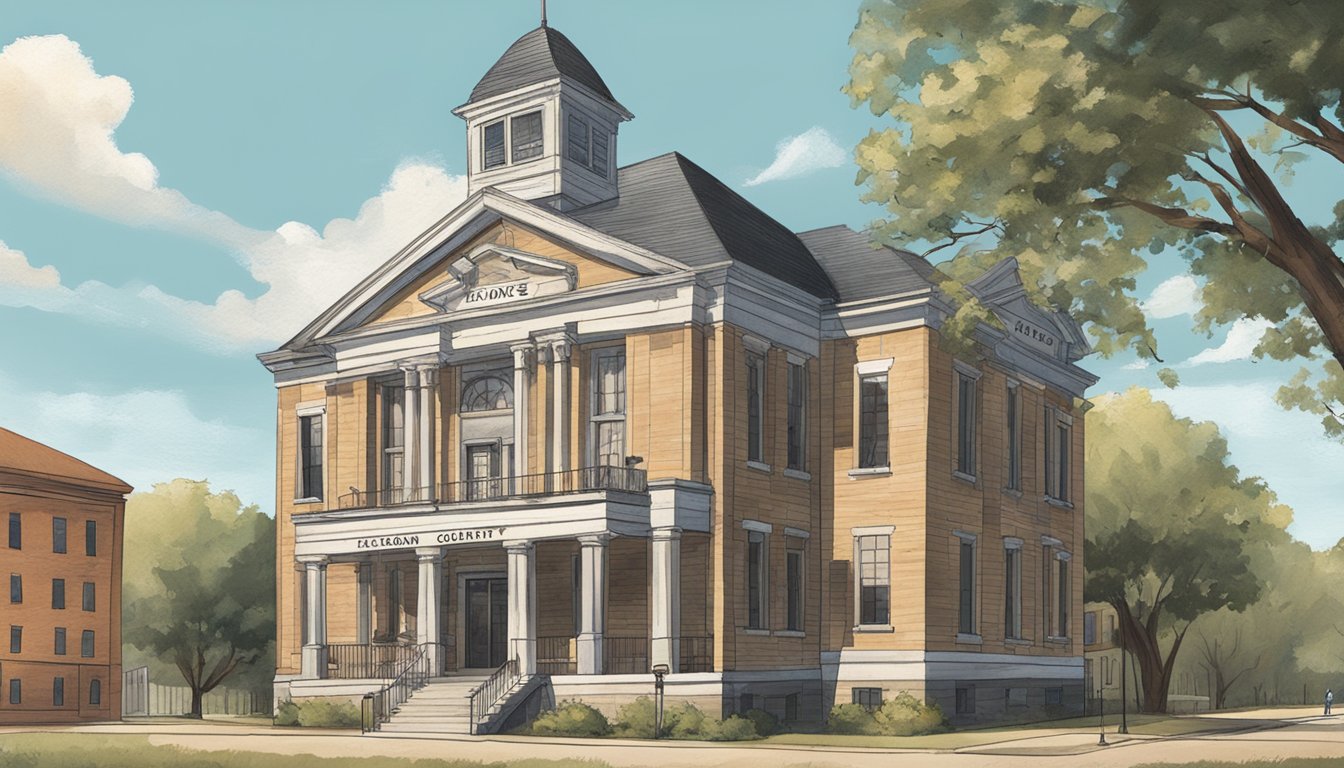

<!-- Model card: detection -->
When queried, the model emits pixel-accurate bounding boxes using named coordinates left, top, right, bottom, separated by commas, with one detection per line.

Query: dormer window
left=511, top=112, right=543, bottom=162
left=483, top=121, right=506, bottom=170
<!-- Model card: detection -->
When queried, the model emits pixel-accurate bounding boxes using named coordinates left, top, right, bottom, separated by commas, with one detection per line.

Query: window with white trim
left=786, top=546, right=804, bottom=632
left=957, top=536, right=976, bottom=635
left=590, top=348, right=626, bottom=467
left=746, top=530, right=768, bottom=629
left=1004, top=540, right=1023, bottom=640
left=299, top=413, right=323, bottom=501
left=482, top=120, right=506, bottom=170
left=381, top=384, right=405, bottom=491
left=1056, top=555, right=1071, bottom=638
left=787, top=360, right=807, bottom=471
left=461, top=376, right=513, bottom=412
left=1006, top=383, right=1021, bottom=491
left=510, top=111, right=543, bottom=163
left=746, top=351, right=765, bottom=463
left=566, top=112, right=609, bottom=178
left=856, top=534, right=890, bottom=626
left=956, top=370, right=977, bottom=477
left=858, top=373, right=889, bottom=469
left=1044, top=406, right=1073, bottom=502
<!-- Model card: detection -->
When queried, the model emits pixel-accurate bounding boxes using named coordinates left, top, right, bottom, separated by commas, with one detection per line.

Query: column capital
left=399, top=364, right=421, bottom=387
left=296, top=554, right=329, bottom=568
left=416, top=365, right=438, bottom=386
left=510, top=341, right=535, bottom=369
left=503, top=540, right=535, bottom=554
left=415, top=546, right=444, bottom=562
left=652, top=527, right=683, bottom=542
left=578, top=533, right=612, bottom=548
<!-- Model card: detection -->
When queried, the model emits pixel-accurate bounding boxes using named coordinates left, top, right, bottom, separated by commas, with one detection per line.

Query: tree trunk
left=190, top=686, right=204, bottom=719
left=1114, top=599, right=1183, bottom=713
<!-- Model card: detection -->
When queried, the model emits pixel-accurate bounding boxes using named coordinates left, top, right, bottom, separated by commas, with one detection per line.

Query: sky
left=1, top=1, right=1341, bottom=548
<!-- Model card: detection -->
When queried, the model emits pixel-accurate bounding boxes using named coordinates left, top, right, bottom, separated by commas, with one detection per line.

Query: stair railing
left=466, top=657, right=520, bottom=734
left=360, top=641, right=439, bottom=733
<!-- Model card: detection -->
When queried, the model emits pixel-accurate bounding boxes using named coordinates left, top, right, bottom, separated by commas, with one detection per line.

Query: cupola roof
left=469, top=26, right=617, bottom=105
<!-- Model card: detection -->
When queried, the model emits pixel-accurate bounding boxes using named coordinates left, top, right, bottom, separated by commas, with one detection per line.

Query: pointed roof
left=0, top=427, right=131, bottom=494
left=571, top=153, right=839, bottom=300
left=470, top=26, right=617, bottom=105
left=797, top=225, right=938, bottom=301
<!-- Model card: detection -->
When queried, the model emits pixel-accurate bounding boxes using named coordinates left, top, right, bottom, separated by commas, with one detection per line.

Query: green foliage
left=872, top=692, right=949, bottom=736
left=273, top=699, right=361, bottom=728
left=827, top=703, right=881, bottom=735
left=742, top=707, right=779, bottom=736
left=530, top=700, right=611, bottom=738
left=846, top=0, right=1344, bottom=428
left=274, top=700, right=300, bottom=727
left=611, top=696, right=659, bottom=738
left=664, top=701, right=708, bottom=739
left=1156, top=368, right=1180, bottom=389
left=698, top=714, right=758, bottom=741
left=122, top=479, right=275, bottom=714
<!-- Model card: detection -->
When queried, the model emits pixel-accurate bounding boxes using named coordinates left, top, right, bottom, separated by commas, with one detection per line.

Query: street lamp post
left=1098, top=682, right=1108, bottom=746
left=652, top=663, right=669, bottom=739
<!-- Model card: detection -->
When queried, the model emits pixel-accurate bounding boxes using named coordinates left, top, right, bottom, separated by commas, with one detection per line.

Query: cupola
left=454, top=24, right=632, bottom=210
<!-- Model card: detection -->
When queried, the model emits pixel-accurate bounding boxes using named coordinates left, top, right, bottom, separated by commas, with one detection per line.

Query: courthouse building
left=261, top=22, right=1096, bottom=731
left=0, top=428, right=129, bottom=723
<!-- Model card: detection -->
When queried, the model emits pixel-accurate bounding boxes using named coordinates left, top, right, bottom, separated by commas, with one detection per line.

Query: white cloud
left=0, top=35, right=469, bottom=355
left=1185, top=317, right=1275, bottom=366
left=744, top=126, right=847, bottom=186
left=1141, top=273, right=1202, bottom=319
left=0, top=371, right=272, bottom=509
left=1121, top=359, right=1151, bottom=371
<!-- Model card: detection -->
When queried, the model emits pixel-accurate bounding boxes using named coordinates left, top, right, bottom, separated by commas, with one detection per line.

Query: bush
left=531, top=700, right=611, bottom=737
left=873, top=692, right=948, bottom=736
left=273, top=700, right=300, bottom=727
left=612, top=696, right=659, bottom=738
left=700, top=714, right=758, bottom=741
left=665, top=701, right=707, bottom=739
left=273, top=699, right=361, bottom=728
left=827, top=702, right=880, bottom=735
left=743, top=708, right=779, bottom=737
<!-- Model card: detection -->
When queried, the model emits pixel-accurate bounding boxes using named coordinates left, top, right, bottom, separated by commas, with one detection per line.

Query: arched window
left=89, top=678, right=101, bottom=705
left=461, top=376, right=513, bottom=412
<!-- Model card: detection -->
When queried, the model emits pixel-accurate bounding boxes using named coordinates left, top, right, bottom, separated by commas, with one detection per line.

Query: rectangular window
left=1056, top=421, right=1072, bottom=502
left=590, top=127, right=609, bottom=178
left=8, top=512, right=19, bottom=549
left=1045, top=687, right=1062, bottom=706
left=299, top=414, right=323, bottom=500
left=51, top=578, right=64, bottom=610
left=85, top=520, right=97, bottom=557
left=8, top=679, right=18, bottom=705
left=858, top=374, right=889, bottom=468
left=1042, top=545, right=1054, bottom=636
left=746, top=352, right=765, bottom=463
left=1084, top=611, right=1097, bottom=645
left=82, top=582, right=95, bottom=612
left=955, top=686, right=975, bottom=715
left=482, top=120, right=506, bottom=169
left=852, top=687, right=884, bottom=711
left=1043, top=406, right=1054, bottom=497
left=566, top=113, right=590, bottom=167
left=1057, top=557, right=1070, bottom=638
left=1006, top=384, right=1021, bottom=491
left=382, top=384, right=405, bottom=492
left=54, top=627, right=66, bottom=656
left=746, top=531, right=767, bottom=629
left=89, top=678, right=101, bottom=705
left=787, top=361, right=807, bottom=471
left=52, top=517, right=67, bottom=554
left=53, top=677, right=64, bottom=707
left=857, top=535, right=890, bottom=626
left=8, top=574, right=20, bottom=604
left=786, top=548, right=804, bottom=632
left=590, top=349, right=626, bottom=467
left=958, top=539, right=975, bottom=635
left=785, top=692, right=799, bottom=723
left=10, top=626, right=21, bottom=654
left=1044, top=406, right=1073, bottom=501
left=956, top=372, right=977, bottom=477
left=510, top=111, right=543, bottom=163
left=81, top=630, right=94, bottom=658
left=1004, top=545, right=1022, bottom=640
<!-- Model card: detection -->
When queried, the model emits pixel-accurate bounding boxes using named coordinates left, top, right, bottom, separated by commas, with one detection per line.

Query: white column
left=298, top=555, right=329, bottom=679
left=401, top=365, right=420, bottom=499
left=415, top=547, right=444, bottom=675
left=510, top=343, right=533, bottom=481
left=417, top=366, right=436, bottom=497
left=550, top=338, right=571, bottom=475
left=576, top=534, right=609, bottom=675
left=506, top=541, right=537, bottom=676
left=651, top=528, right=682, bottom=674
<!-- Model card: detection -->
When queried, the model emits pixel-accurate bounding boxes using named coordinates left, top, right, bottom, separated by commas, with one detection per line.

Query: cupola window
left=511, top=111, right=544, bottom=162
left=483, top=121, right=506, bottom=170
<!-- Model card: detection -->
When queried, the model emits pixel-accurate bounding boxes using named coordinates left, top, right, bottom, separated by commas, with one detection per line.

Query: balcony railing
left=678, top=635, right=714, bottom=673
left=326, top=642, right=418, bottom=680
left=337, top=465, right=647, bottom=510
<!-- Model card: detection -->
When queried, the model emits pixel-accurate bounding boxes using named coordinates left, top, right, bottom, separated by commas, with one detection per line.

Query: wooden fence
left=123, top=667, right=269, bottom=716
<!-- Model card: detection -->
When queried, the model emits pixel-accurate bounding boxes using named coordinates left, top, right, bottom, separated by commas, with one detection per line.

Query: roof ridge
left=0, top=426, right=131, bottom=493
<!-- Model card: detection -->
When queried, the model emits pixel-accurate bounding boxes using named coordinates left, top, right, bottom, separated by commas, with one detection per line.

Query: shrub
left=743, top=708, right=779, bottom=737
left=700, top=714, right=758, bottom=741
left=612, top=696, right=659, bottom=738
left=872, top=692, right=947, bottom=736
left=273, top=700, right=300, bottom=727
left=665, top=701, right=707, bottom=739
left=296, top=699, right=362, bottom=728
left=827, top=702, right=880, bottom=735
left=531, top=700, right=611, bottom=737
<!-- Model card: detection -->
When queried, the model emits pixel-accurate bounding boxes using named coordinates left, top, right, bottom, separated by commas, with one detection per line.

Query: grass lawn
left=0, top=734, right=610, bottom=768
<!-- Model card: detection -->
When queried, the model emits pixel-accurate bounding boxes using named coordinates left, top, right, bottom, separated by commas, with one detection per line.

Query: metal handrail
left=327, top=642, right=416, bottom=680
left=360, top=642, right=439, bottom=733
left=466, top=657, right=519, bottom=735
left=339, top=466, right=647, bottom=510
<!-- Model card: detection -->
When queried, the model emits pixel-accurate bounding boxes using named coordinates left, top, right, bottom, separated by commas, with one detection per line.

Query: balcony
left=536, top=635, right=715, bottom=675
left=338, top=466, right=648, bottom=510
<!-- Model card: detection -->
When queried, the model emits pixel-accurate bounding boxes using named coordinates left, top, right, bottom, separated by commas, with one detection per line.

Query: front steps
left=379, top=674, right=543, bottom=735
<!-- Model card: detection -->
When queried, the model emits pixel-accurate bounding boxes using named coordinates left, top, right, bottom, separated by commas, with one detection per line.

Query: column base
left=300, top=644, right=328, bottom=680
left=511, top=638, right=537, bottom=676
left=576, top=633, right=605, bottom=675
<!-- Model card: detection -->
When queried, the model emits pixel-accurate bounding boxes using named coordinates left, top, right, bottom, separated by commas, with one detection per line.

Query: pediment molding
left=419, top=244, right=578, bottom=313
left=966, top=257, right=1091, bottom=363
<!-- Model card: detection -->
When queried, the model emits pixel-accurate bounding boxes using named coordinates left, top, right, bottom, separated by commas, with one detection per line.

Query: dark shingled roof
left=571, top=153, right=839, bottom=300
left=470, top=26, right=616, bottom=105
left=0, top=426, right=131, bottom=493
left=797, top=225, right=938, bottom=302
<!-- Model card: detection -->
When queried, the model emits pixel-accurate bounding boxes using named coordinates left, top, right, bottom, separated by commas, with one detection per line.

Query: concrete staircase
left=379, top=674, right=491, bottom=734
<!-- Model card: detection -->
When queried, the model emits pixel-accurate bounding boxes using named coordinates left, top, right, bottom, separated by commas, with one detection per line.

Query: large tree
left=846, top=0, right=1344, bottom=434
left=1085, top=389, right=1284, bottom=712
left=122, top=479, right=274, bottom=717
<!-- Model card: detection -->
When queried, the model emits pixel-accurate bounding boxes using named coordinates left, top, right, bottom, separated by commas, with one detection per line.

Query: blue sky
left=1, top=1, right=1340, bottom=547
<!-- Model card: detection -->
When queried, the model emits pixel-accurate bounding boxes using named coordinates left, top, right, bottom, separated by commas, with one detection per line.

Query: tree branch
left=1093, top=193, right=1240, bottom=238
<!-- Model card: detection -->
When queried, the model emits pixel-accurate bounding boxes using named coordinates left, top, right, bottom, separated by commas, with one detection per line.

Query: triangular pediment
left=967, top=258, right=1091, bottom=363
left=419, top=244, right=577, bottom=312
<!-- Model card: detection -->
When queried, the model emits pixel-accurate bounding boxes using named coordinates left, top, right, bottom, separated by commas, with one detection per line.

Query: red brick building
left=0, top=427, right=130, bottom=722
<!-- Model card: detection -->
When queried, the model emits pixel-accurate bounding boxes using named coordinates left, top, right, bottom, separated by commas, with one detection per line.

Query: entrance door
left=465, top=443, right=501, bottom=500
left=465, top=577, right=507, bottom=668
